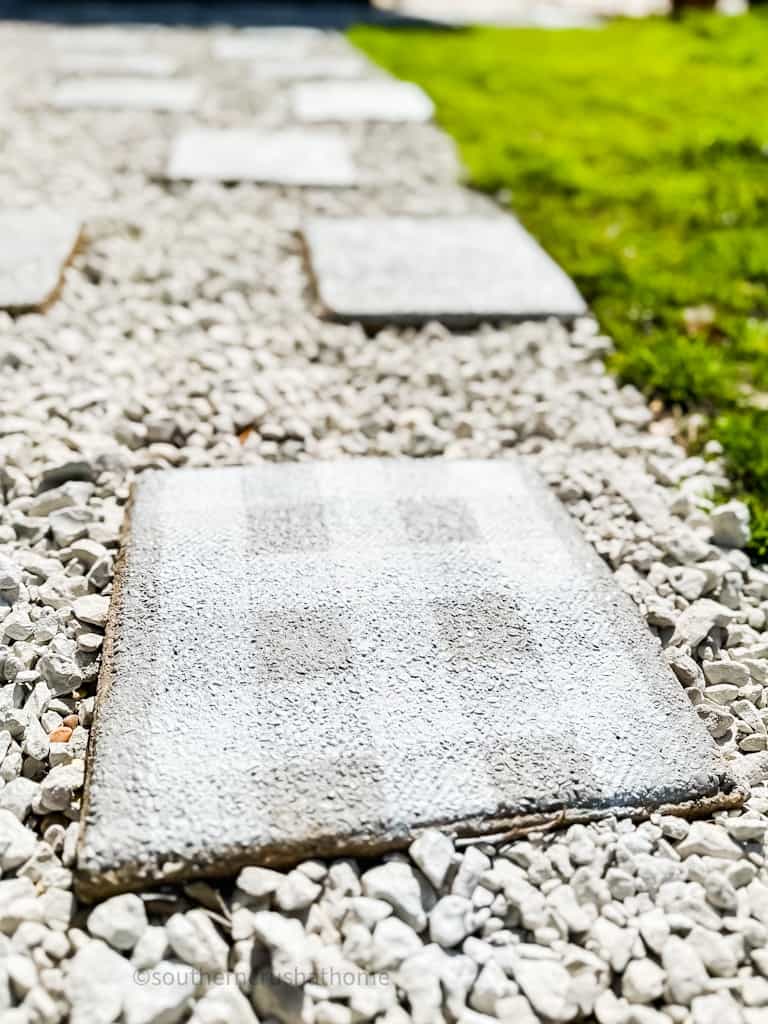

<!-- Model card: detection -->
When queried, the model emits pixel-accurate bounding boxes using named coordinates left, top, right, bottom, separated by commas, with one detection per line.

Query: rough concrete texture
left=304, top=215, right=587, bottom=325
left=291, top=79, right=435, bottom=122
left=77, top=458, right=739, bottom=899
left=166, top=129, right=359, bottom=186
left=250, top=55, right=370, bottom=80
left=0, top=208, right=82, bottom=313
left=212, top=27, right=325, bottom=60
left=52, top=76, right=200, bottom=111
left=54, top=52, right=179, bottom=77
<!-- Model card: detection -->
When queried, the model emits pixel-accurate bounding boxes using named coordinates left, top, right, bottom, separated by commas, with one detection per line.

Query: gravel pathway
left=1, top=20, right=768, bottom=1024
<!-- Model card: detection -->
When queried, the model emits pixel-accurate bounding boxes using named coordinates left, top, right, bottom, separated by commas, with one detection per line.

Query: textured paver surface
left=54, top=52, right=179, bottom=77
left=251, top=55, right=370, bottom=80
left=0, top=208, right=82, bottom=312
left=77, top=458, right=737, bottom=897
left=52, top=76, right=200, bottom=111
left=304, top=215, right=586, bottom=324
left=291, top=79, right=434, bottom=122
left=166, top=129, right=359, bottom=186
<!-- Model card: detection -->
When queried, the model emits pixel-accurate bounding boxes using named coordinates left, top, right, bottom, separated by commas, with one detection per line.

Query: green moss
left=351, top=15, right=768, bottom=556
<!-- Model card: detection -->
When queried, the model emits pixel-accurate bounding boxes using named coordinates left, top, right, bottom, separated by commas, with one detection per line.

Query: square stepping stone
left=250, top=55, right=369, bottom=81
left=52, top=77, right=200, bottom=112
left=303, top=216, right=587, bottom=325
left=55, top=53, right=179, bottom=78
left=291, top=80, right=434, bottom=123
left=212, top=28, right=324, bottom=61
left=0, top=208, right=82, bottom=313
left=166, top=130, right=358, bottom=187
left=77, top=459, right=741, bottom=898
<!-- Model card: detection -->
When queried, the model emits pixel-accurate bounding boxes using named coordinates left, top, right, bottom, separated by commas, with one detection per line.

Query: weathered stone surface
left=212, top=28, right=324, bottom=60
left=0, top=209, right=82, bottom=313
left=291, top=80, right=434, bottom=122
left=166, top=130, right=358, bottom=186
left=251, top=55, right=369, bottom=81
left=77, top=459, right=740, bottom=899
left=55, top=53, right=179, bottom=77
left=303, top=216, right=586, bottom=325
left=52, top=77, right=200, bottom=111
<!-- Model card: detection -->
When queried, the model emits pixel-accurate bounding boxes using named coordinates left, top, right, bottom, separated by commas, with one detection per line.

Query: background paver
left=166, top=129, right=359, bottom=186
left=304, top=215, right=586, bottom=324
left=291, top=79, right=434, bottom=122
left=77, top=459, right=739, bottom=898
left=212, top=27, right=325, bottom=60
left=52, top=76, right=200, bottom=111
left=250, top=55, right=370, bottom=80
left=54, top=52, right=179, bottom=77
left=0, top=207, right=82, bottom=313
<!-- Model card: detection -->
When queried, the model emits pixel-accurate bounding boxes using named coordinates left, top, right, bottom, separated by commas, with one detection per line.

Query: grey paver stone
left=251, top=55, right=369, bottom=81
left=291, top=80, right=434, bottom=122
left=166, top=129, right=358, bottom=186
left=303, top=215, right=586, bottom=325
left=55, top=53, right=179, bottom=77
left=52, top=77, right=200, bottom=111
left=77, top=459, right=741, bottom=898
left=0, top=208, right=82, bottom=313
left=212, top=28, right=325, bottom=60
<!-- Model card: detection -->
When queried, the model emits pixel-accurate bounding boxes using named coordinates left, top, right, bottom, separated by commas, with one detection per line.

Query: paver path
left=0, top=18, right=766, bottom=1024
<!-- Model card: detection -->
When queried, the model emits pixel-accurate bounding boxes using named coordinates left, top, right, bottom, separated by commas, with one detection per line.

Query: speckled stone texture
left=0, top=208, right=82, bottom=313
left=52, top=76, right=200, bottom=111
left=304, top=216, right=587, bottom=325
left=77, top=459, right=739, bottom=899
left=291, top=80, right=435, bottom=123
left=166, top=129, right=359, bottom=186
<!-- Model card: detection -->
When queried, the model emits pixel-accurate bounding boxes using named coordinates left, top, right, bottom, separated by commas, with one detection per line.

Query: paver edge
left=1, top=224, right=85, bottom=316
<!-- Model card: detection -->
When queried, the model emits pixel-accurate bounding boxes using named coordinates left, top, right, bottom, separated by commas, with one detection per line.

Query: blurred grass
left=351, top=14, right=768, bottom=555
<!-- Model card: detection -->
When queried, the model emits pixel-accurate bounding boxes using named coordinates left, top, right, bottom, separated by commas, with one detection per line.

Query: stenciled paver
left=303, top=215, right=587, bottom=325
left=166, top=129, right=359, bottom=187
left=55, top=52, right=179, bottom=78
left=291, top=79, right=434, bottom=123
left=0, top=208, right=82, bottom=313
left=77, top=459, right=741, bottom=898
left=251, top=55, right=370, bottom=81
left=212, top=28, right=324, bottom=61
left=52, top=77, right=200, bottom=112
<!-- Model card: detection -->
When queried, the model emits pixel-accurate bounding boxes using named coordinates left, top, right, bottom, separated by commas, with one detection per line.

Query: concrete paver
left=304, top=215, right=586, bottom=325
left=166, top=129, right=359, bottom=186
left=77, top=459, right=739, bottom=898
left=291, top=79, right=434, bottom=122
left=52, top=77, right=200, bottom=112
left=0, top=208, right=82, bottom=313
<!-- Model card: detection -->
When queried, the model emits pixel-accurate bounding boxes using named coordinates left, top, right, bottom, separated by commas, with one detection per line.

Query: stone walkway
left=0, top=18, right=768, bottom=1024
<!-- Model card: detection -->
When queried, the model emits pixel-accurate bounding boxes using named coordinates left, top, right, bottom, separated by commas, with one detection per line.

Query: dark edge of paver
left=77, top=493, right=746, bottom=906
left=77, top=787, right=747, bottom=902
left=2, top=226, right=85, bottom=317
left=76, top=480, right=135, bottom=896
left=298, top=229, right=587, bottom=329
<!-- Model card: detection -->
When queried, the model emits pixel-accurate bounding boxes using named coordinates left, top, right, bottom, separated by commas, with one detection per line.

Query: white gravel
left=0, top=19, right=768, bottom=1024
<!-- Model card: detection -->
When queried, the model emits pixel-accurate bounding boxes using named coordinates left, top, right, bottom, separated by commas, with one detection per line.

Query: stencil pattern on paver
left=77, top=459, right=738, bottom=897
left=303, top=216, right=586, bottom=324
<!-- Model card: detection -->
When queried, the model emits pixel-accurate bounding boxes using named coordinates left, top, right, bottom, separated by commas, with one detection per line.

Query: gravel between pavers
left=1, top=20, right=768, bottom=1024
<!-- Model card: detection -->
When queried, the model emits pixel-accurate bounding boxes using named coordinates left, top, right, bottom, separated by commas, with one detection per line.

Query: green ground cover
left=351, top=15, right=768, bottom=555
